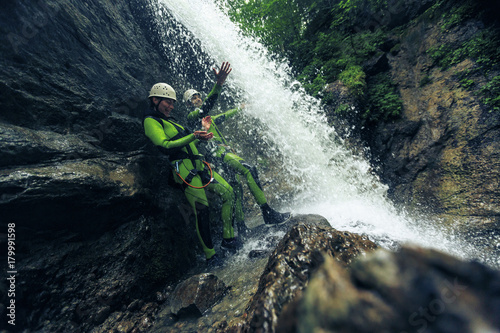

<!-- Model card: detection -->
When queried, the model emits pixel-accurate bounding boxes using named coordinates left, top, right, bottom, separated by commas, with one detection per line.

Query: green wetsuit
left=187, top=87, right=268, bottom=223
left=144, top=111, right=235, bottom=259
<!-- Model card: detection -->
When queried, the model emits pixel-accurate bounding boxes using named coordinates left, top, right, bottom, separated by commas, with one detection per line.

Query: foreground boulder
left=225, top=221, right=379, bottom=332
left=281, top=245, right=500, bottom=333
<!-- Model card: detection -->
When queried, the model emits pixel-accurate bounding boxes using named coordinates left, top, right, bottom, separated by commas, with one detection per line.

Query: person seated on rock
left=183, top=62, right=291, bottom=229
left=143, top=82, right=242, bottom=267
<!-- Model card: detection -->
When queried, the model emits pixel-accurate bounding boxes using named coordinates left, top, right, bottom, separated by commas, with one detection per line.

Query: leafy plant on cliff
left=365, top=72, right=402, bottom=123
left=220, top=0, right=387, bottom=91
left=220, top=0, right=402, bottom=124
left=428, top=26, right=499, bottom=71
left=339, top=65, right=366, bottom=98
left=297, top=30, right=380, bottom=95
left=439, top=0, right=476, bottom=31
left=219, top=0, right=321, bottom=57
left=419, top=75, right=432, bottom=87
left=427, top=16, right=500, bottom=112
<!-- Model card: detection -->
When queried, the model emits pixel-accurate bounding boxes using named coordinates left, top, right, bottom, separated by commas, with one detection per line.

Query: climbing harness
left=175, top=160, right=214, bottom=189
left=143, top=111, right=215, bottom=189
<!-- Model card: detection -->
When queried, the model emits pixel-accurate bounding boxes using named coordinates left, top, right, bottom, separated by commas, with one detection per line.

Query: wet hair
left=149, top=97, right=160, bottom=108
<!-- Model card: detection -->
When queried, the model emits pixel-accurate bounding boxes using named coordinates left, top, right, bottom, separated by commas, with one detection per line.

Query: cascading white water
left=150, top=0, right=497, bottom=265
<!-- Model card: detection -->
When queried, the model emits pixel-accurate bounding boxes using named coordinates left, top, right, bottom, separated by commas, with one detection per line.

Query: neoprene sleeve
left=144, top=117, right=196, bottom=149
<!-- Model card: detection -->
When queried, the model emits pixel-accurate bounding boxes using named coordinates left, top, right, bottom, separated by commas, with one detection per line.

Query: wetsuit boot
left=260, top=203, right=291, bottom=225
left=220, top=237, right=243, bottom=254
left=206, top=254, right=223, bottom=268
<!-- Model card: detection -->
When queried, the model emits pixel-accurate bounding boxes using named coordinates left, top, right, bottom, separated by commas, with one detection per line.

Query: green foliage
left=321, top=91, right=335, bottom=106
left=427, top=24, right=499, bottom=112
left=297, top=28, right=385, bottom=96
left=365, top=73, right=403, bottom=122
left=220, top=0, right=316, bottom=56
left=440, top=1, right=476, bottom=31
left=220, top=0, right=400, bottom=123
left=454, top=69, right=476, bottom=90
left=481, top=76, right=500, bottom=111
left=428, top=28, right=500, bottom=71
left=298, top=60, right=330, bottom=96
left=427, top=44, right=453, bottom=69
left=460, top=78, right=475, bottom=90
left=222, top=0, right=500, bottom=122
left=334, top=103, right=351, bottom=115
left=339, top=65, right=366, bottom=98
left=331, top=0, right=387, bottom=28
left=222, top=0, right=387, bottom=94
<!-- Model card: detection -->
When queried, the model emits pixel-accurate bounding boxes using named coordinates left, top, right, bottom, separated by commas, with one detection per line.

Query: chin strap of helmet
left=153, top=97, right=164, bottom=114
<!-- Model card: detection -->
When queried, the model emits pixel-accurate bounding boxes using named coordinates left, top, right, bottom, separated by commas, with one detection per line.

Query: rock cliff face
left=363, top=0, right=500, bottom=232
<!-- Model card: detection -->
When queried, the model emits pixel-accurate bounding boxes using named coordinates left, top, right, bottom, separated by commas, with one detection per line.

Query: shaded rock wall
left=0, top=1, right=166, bottom=225
left=0, top=1, right=204, bottom=331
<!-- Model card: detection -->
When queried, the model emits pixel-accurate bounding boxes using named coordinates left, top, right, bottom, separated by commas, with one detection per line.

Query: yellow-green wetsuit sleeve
left=144, top=117, right=196, bottom=149
left=212, top=106, right=241, bottom=125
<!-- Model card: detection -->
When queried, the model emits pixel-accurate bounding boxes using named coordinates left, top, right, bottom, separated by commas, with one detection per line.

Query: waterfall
left=149, top=0, right=497, bottom=266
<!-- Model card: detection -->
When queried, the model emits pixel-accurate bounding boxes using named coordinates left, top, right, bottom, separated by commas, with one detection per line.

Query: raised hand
left=201, top=116, right=212, bottom=130
left=213, top=61, right=232, bottom=86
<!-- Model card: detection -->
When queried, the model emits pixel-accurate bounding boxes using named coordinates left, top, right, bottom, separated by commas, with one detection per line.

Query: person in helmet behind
left=143, top=80, right=241, bottom=267
left=184, top=63, right=291, bottom=229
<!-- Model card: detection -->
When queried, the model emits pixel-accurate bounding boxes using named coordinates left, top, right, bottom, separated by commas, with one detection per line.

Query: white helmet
left=149, top=83, right=177, bottom=101
left=183, top=89, right=201, bottom=105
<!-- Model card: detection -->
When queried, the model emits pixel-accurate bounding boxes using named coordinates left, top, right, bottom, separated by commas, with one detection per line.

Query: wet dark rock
left=0, top=147, right=149, bottom=234
left=322, top=81, right=366, bottom=154
left=170, top=273, right=228, bottom=318
left=142, top=215, right=376, bottom=332
left=279, top=245, right=500, bottom=333
left=244, top=213, right=331, bottom=239
left=94, top=301, right=158, bottom=333
left=0, top=123, right=100, bottom=167
left=248, top=250, right=269, bottom=259
left=233, top=222, right=378, bottom=333
left=364, top=52, right=390, bottom=75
